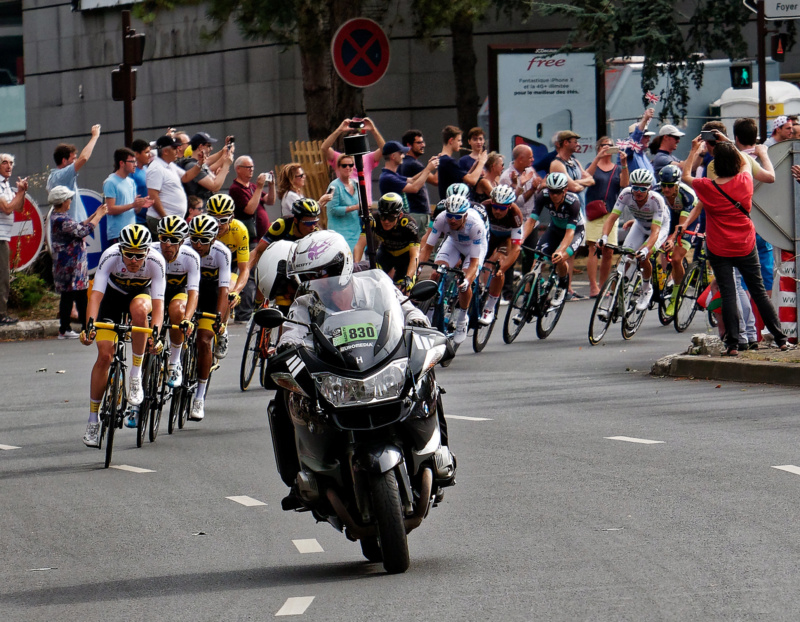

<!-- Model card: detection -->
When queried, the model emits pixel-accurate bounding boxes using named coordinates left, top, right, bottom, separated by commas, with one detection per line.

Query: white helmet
left=255, top=240, right=296, bottom=300
left=446, top=183, right=470, bottom=198
left=288, top=230, right=354, bottom=287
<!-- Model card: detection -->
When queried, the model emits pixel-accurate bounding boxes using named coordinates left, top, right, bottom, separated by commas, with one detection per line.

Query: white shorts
left=436, top=237, right=487, bottom=276
left=623, top=221, right=669, bottom=255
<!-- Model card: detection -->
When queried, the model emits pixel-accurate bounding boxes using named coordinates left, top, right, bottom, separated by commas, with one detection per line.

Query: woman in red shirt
left=682, top=137, right=787, bottom=356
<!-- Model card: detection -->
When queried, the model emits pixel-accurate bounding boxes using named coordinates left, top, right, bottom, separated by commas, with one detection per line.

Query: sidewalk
left=652, top=334, right=800, bottom=388
left=0, top=320, right=60, bottom=341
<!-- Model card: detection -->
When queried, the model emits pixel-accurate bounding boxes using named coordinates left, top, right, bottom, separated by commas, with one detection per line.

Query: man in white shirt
left=0, top=153, right=28, bottom=325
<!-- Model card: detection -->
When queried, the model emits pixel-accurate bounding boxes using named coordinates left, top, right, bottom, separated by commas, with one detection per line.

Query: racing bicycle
left=673, top=234, right=718, bottom=333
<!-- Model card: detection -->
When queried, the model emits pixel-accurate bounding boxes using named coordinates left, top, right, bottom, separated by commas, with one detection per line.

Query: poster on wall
left=489, top=47, right=598, bottom=172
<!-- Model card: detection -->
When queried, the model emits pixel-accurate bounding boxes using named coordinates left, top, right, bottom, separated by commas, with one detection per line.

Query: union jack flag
left=644, top=91, right=661, bottom=104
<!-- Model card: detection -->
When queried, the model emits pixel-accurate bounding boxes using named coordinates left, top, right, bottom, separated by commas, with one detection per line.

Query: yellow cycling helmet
left=291, top=198, right=321, bottom=219
left=118, top=224, right=152, bottom=252
left=188, top=214, right=220, bottom=243
left=157, top=214, right=190, bottom=240
left=206, top=193, right=235, bottom=220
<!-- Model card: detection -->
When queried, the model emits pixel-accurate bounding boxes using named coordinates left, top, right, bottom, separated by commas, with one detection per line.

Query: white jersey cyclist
left=426, top=207, right=489, bottom=269
left=611, top=186, right=671, bottom=250
left=190, top=239, right=232, bottom=290
left=93, top=243, right=167, bottom=301
left=150, top=241, right=201, bottom=297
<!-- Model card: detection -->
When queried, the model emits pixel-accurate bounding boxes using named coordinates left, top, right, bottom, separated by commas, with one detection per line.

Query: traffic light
left=772, top=33, right=789, bottom=62
left=111, top=66, right=136, bottom=101
left=123, top=30, right=146, bottom=66
left=730, top=63, right=753, bottom=90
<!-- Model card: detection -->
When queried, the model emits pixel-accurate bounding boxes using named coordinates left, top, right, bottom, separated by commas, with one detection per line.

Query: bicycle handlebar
left=418, top=261, right=465, bottom=279
left=92, top=321, right=156, bottom=336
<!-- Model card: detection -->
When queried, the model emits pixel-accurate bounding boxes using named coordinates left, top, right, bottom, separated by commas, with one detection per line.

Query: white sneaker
left=128, top=375, right=143, bottom=406
left=453, top=321, right=468, bottom=345
left=215, top=331, right=228, bottom=359
left=189, top=398, right=205, bottom=421
left=551, top=287, right=566, bottom=307
left=167, top=362, right=183, bottom=388
left=478, top=307, right=495, bottom=326
left=58, top=330, right=80, bottom=340
left=83, top=421, right=101, bottom=448
left=635, top=285, right=653, bottom=311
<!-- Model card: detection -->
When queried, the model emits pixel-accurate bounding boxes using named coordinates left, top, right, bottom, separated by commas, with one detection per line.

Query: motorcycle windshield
left=307, top=269, right=405, bottom=371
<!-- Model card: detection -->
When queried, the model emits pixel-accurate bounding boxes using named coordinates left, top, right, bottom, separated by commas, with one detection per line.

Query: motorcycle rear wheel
left=369, top=470, right=410, bottom=574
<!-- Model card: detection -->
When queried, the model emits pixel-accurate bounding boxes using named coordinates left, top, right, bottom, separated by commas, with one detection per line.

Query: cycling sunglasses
left=299, top=219, right=319, bottom=226
left=631, top=185, right=650, bottom=193
left=491, top=203, right=509, bottom=211
left=446, top=213, right=465, bottom=220
left=214, top=215, right=233, bottom=224
left=548, top=188, right=565, bottom=195
left=380, top=213, right=399, bottom=221
left=659, top=182, right=678, bottom=188
left=158, top=235, right=183, bottom=244
left=190, top=236, right=214, bottom=245
left=121, top=250, right=147, bottom=260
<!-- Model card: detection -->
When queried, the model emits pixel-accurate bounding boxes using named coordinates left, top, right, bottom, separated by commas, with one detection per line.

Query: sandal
left=724, top=346, right=739, bottom=357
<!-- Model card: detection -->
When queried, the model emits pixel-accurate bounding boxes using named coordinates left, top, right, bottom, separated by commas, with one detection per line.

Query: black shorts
left=197, top=281, right=220, bottom=314
left=535, top=225, right=585, bottom=257
left=97, top=285, right=151, bottom=324
left=376, top=246, right=412, bottom=285
left=487, top=235, right=512, bottom=258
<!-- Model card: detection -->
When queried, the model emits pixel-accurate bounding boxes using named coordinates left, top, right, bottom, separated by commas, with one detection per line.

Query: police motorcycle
left=254, top=231, right=456, bottom=574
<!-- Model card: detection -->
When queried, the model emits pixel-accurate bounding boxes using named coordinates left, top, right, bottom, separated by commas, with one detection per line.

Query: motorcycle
left=255, top=269, right=455, bottom=574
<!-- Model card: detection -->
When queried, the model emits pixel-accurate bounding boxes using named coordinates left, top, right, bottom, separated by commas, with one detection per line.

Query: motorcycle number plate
left=331, top=322, right=377, bottom=347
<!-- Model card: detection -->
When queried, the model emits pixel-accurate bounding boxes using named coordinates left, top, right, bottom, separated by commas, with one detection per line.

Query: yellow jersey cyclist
left=80, top=224, right=166, bottom=448
left=206, top=193, right=249, bottom=359
left=151, top=215, right=201, bottom=389
left=353, top=192, right=420, bottom=293
left=187, top=214, right=232, bottom=422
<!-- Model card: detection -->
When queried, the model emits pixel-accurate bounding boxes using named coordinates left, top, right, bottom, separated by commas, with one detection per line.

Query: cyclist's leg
left=562, top=227, right=586, bottom=291
left=167, top=293, right=187, bottom=384
left=127, top=293, right=152, bottom=407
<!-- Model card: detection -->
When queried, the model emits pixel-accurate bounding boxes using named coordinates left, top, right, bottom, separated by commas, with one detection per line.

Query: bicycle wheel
left=472, top=289, right=497, bottom=352
left=149, top=352, right=167, bottom=442
left=502, top=272, right=535, bottom=344
left=240, top=320, right=261, bottom=391
left=657, top=263, right=676, bottom=326
left=440, top=276, right=461, bottom=339
left=622, top=273, right=646, bottom=340
left=588, top=273, right=618, bottom=345
left=104, top=368, right=123, bottom=468
left=536, top=278, right=566, bottom=339
left=674, top=262, right=702, bottom=333
left=178, top=345, right=196, bottom=429
left=137, top=355, right=154, bottom=449
left=168, top=385, right=181, bottom=434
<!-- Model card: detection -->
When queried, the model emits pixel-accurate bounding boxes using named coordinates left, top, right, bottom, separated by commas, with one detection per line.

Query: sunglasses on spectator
left=299, top=219, right=319, bottom=226
left=491, top=203, right=509, bottom=211
left=339, top=163, right=355, bottom=168
left=121, top=250, right=147, bottom=260
left=631, top=185, right=650, bottom=193
left=158, top=235, right=183, bottom=244
left=446, top=213, right=465, bottom=220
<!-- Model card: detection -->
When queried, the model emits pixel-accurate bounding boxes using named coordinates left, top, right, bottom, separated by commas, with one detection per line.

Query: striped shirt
left=0, top=176, right=15, bottom=241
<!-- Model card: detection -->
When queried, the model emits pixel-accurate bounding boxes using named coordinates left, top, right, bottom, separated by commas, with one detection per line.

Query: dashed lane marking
left=605, top=436, right=664, bottom=445
left=226, top=495, right=267, bottom=507
left=773, top=465, right=800, bottom=476
left=0, top=444, right=21, bottom=450
left=293, top=539, right=324, bottom=554
left=276, top=596, right=315, bottom=616
left=110, top=465, right=155, bottom=473
left=448, top=415, right=492, bottom=421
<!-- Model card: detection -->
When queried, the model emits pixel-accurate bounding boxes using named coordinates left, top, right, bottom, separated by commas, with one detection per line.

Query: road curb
left=0, top=320, right=60, bottom=342
left=652, top=354, right=800, bottom=387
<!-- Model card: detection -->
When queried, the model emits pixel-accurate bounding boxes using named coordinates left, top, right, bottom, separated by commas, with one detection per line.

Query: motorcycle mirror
left=407, top=279, right=438, bottom=302
left=253, top=308, right=287, bottom=329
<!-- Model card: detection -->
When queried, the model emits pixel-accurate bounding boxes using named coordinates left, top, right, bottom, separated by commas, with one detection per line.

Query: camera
left=700, top=130, right=717, bottom=143
left=262, top=171, right=274, bottom=183
left=349, top=119, right=365, bottom=130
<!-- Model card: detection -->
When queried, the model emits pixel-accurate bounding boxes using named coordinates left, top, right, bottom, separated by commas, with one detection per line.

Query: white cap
left=48, top=185, right=75, bottom=205
left=657, top=124, right=685, bottom=137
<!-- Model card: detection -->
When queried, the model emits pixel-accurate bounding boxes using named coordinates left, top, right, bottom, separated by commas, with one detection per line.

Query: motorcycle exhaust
left=326, top=467, right=434, bottom=540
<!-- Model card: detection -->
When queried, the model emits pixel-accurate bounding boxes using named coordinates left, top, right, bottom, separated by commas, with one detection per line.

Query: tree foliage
left=528, top=0, right=754, bottom=121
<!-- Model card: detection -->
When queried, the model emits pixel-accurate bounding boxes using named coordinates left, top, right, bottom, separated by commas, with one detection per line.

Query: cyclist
left=79, top=224, right=166, bottom=447
left=151, top=215, right=200, bottom=389
left=478, top=184, right=522, bottom=324
left=418, top=194, right=488, bottom=345
left=187, top=214, right=231, bottom=421
left=206, top=193, right=249, bottom=359
left=599, top=168, right=670, bottom=310
left=656, top=164, right=700, bottom=313
left=527, top=173, right=586, bottom=306
left=353, top=192, right=420, bottom=293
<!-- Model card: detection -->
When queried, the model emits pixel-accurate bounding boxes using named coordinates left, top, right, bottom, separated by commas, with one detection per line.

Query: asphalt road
left=3, top=302, right=800, bottom=621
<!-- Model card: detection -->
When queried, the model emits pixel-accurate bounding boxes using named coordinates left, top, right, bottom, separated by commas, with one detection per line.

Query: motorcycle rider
left=273, top=230, right=455, bottom=507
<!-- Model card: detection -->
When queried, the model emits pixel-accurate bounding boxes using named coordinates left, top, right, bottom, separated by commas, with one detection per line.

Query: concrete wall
left=2, top=0, right=793, bottom=215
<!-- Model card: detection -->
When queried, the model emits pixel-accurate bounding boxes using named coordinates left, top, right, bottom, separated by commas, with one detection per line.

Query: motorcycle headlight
left=270, top=372, right=310, bottom=397
left=313, top=359, right=408, bottom=408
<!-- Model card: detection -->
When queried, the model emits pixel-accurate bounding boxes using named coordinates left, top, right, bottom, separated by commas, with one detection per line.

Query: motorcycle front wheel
left=369, top=470, right=410, bottom=574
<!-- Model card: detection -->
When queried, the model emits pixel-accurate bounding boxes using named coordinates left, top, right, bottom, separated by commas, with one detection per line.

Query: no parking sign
left=331, top=18, right=390, bottom=88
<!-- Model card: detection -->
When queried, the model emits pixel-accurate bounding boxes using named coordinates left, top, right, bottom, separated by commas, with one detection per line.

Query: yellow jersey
left=218, top=218, right=250, bottom=265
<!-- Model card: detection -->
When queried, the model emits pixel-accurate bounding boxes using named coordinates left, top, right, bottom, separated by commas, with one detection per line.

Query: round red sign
left=9, top=195, right=43, bottom=272
left=331, top=18, right=391, bottom=88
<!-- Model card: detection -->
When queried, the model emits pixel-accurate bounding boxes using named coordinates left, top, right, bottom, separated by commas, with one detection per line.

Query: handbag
left=586, top=164, right=617, bottom=221
left=712, top=180, right=750, bottom=219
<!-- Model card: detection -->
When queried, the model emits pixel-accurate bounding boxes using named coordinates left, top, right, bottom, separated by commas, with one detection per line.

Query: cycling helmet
left=288, top=230, right=353, bottom=287
left=118, top=224, right=151, bottom=252
left=206, top=193, right=235, bottom=219
left=188, top=214, right=220, bottom=243
left=658, top=164, right=681, bottom=185
left=446, top=182, right=470, bottom=198
left=630, top=168, right=655, bottom=187
left=490, top=184, right=516, bottom=205
left=378, top=192, right=404, bottom=217
left=545, top=172, right=569, bottom=191
left=444, top=194, right=470, bottom=216
left=291, top=198, right=321, bottom=219
left=255, top=240, right=296, bottom=300
left=157, top=214, right=190, bottom=240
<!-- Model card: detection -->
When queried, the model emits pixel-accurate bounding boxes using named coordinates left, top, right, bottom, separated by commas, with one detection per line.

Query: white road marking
left=110, top=465, right=155, bottom=473
left=773, top=465, right=800, bottom=476
left=292, top=539, right=324, bottom=554
left=0, top=444, right=21, bottom=450
left=276, top=596, right=315, bottom=616
left=226, top=495, right=267, bottom=507
left=448, top=415, right=492, bottom=421
left=605, top=436, right=664, bottom=445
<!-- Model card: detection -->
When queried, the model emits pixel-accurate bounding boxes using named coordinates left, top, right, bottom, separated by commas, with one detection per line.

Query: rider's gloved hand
left=179, top=318, right=194, bottom=335
left=408, top=315, right=430, bottom=328
left=277, top=341, right=299, bottom=353
left=228, top=292, right=241, bottom=307
left=400, top=275, right=415, bottom=294
left=597, top=234, right=608, bottom=249
left=458, top=278, right=470, bottom=293
left=80, top=319, right=96, bottom=346
left=636, top=247, right=650, bottom=261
